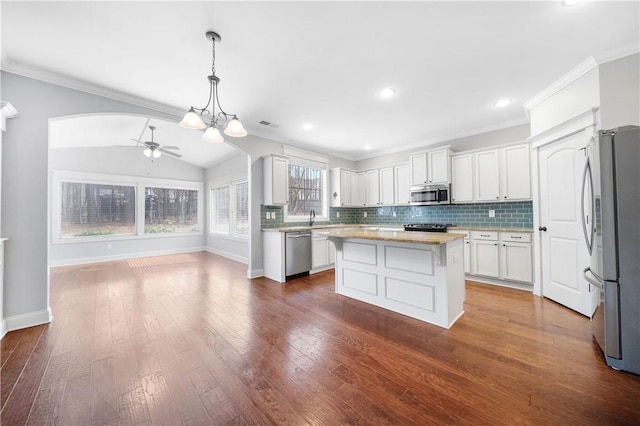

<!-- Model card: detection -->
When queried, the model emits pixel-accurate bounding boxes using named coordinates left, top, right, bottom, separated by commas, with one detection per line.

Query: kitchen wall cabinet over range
left=331, top=165, right=406, bottom=207
left=451, top=143, right=531, bottom=204
left=409, top=148, right=452, bottom=185
left=263, top=155, right=289, bottom=205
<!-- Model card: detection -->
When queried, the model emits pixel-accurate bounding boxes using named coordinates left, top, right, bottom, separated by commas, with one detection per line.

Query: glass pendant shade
left=202, top=125, right=224, bottom=143
left=224, top=116, right=248, bottom=137
left=179, top=107, right=206, bottom=130
left=152, top=150, right=162, bottom=159
left=143, top=148, right=152, bottom=158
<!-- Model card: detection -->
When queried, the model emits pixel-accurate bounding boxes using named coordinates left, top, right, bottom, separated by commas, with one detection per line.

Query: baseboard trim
left=3, top=307, right=53, bottom=336
left=49, top=246, right=207, bottom=267
left=248, top=268, right=264, bottom=279
left=466, top=275, right=533, bottom=292
left=205, top=247, right=248, bottom=265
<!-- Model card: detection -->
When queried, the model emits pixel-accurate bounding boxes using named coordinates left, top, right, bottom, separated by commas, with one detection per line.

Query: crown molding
left=1, top=58, right=184, bottom=118
left=1, top=101, right=19, bottom=132
left=523, top=56, right=599, bottom=112
left=595, top=41, right=640, bottom=65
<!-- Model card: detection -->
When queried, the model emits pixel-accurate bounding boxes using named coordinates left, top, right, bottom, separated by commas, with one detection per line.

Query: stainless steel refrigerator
left=583, top=125, right=640, bottom=375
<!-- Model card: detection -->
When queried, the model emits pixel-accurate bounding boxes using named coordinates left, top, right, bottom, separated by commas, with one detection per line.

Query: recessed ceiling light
left=364, top=145, right=372, bottom=151
left=493, top=98, right=512, bottom=108
left=303, top=123, right=313, bottom=131
left=379, top=88, right=396, bottom=98
left=561, top=0, right=583, bottom=6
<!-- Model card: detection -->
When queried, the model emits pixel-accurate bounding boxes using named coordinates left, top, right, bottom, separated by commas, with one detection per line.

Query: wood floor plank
left=2, top=253, right=640, bottom=425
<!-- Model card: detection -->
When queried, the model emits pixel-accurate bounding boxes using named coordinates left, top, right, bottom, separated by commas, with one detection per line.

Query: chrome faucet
left=309, top=209, right=316, bottom=226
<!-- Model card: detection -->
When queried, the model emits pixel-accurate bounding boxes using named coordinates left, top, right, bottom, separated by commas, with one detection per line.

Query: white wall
left=49, top=146, right=206, bottom=266
left=355, top=124, right=530, bottom=170
left=600, top=53, right=640, bottom=129
left=205, top=152, right=249, bottom=264
left=1, top=72, right=183, bottom=330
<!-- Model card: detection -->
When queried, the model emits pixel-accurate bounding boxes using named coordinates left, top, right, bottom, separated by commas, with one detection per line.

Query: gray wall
left=49, top=146, right=206, bottom=266
left=205, top=152, right=249, bottom=264
left=355, top=124, right=530, bottom=170
left=1, top=72, right=181, bottom=323
left=600, top=53, right=640, bottom=129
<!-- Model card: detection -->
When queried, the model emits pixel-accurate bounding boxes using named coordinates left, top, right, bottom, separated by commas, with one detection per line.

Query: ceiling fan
left=128, top=125, right=182, bottom=159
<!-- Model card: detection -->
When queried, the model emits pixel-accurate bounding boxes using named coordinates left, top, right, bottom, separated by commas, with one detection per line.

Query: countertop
left=326, top=229, right=465, bottom=245
left=262, top=224, right=533, bottom=233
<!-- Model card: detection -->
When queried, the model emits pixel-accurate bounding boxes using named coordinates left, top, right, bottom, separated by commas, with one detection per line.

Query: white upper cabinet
left=379, top=167, right=395, bottom=205
left=394, top=164, right=411, bottom=205
left=365, top=169, right=380, bottom=206
left=263, top=155, right=289, bottom=205
left=355, top=172, right=367, bottom=206
left=349, top=171, right=359, bottom=206
left=451, top=154, right=473, bottom=203
left=501, top=144, right=531, bottom=201
left=330, top=168, right=352, bottom=207
left=474, top=149, right=501, bottom=202
left=427, top=148, right=451, bottom=184
left=409, top=153, right=427, bottom=185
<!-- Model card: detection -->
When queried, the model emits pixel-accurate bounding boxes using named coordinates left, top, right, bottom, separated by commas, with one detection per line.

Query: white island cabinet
left=328, top=230, right=465, bottom=329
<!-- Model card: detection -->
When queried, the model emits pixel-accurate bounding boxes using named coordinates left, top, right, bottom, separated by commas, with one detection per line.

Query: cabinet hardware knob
left=538, top=226, right=547, bottom=232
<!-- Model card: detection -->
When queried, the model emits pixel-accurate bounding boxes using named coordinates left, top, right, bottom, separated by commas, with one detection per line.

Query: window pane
left=60, top=182, right=136, bottom=238
left=213, top=186, right=230, bottom=234
left=288, top=164, right=323, bottom=216
left=145, top=187, right=199, bottom=234
left=235, top=181, right=249, bottom=237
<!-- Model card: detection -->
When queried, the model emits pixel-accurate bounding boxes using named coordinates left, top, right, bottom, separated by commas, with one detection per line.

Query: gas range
left=403, top=223, right=453, bottom=233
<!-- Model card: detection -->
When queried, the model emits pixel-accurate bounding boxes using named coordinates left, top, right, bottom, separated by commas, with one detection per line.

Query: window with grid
left=211, top=181, right=248, bottom=238
left=60, top=182, right=136, bottom=238
left=287, top=163, right=324, bottom=219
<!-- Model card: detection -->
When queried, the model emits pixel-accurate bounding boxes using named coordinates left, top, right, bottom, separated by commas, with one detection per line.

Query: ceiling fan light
left=179, top=107, right=206, bottom=130
left=152, top=149, right=162, bottom=159
left=202, top=125, right=225, bottom=143
left=143, top=148, right=152, bottom=158
left=224, top=116, right=248, bottom=138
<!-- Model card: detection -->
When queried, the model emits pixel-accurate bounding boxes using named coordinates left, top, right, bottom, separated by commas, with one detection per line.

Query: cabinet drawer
left=312, top=230, right=331, bottom=238
left=500, top=232, right=531, bottom=243
left=471, top=231, right=498, bottom=241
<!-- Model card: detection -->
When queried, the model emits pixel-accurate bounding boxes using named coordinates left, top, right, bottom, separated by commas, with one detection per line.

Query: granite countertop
left=326, top=229, right=465, bottom=245
left=262, top=224, right=532, bottom=233
left=449, top=226, right=534, bottom=233
left=262, top=224, right=362, bottom=232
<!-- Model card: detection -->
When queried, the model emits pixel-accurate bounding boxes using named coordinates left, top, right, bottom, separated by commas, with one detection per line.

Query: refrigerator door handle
left=580, top=154, right=594, bottom=255
left=583, top=266, right=603, bottom=291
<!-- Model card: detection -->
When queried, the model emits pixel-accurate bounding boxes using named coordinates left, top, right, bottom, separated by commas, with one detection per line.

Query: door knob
left=538, top=226, right=547, bottom=232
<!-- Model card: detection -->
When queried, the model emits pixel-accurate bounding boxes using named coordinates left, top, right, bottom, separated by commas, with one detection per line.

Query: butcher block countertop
left=327, top=229, right=465, bottom=245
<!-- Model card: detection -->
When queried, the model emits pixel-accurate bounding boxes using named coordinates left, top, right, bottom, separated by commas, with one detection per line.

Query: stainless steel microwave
left=410, top=184, right=450, bottom=205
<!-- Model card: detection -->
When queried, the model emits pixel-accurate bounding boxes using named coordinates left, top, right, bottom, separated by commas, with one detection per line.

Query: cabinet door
left=394, top=164, right=411, bottom=205
left=463, top=239, right=471, bottom=274
left=472, top=240, right=500, bottom=277
left=410, top=153, right=427, bottom=185
left=379, top=167, right=394, bottom=205
left=427, top=149, right=450, bottom=184
left=500, top=242, right=533, bottom=283
left=339, top=169, right=351, bottom=206
left=502, top=144, right=531, bottom=200
left=356, top=172, right=367, bottom=206
left=451, top=154, right=473, bottom=203
left=475, top=150, right=500, bottom=201
left=264, top=156, right=289, bottom=205
left=349, top=171, right=359, bottom=207
left=366, top=170, right=380, bottom=206
left=312, top=238, right=328, bottom=269
left=328, top=239, right=336, bottom=265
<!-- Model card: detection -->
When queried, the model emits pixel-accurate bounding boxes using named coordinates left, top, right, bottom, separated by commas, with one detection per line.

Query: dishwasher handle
left=286, top=232, right=311, bottom=238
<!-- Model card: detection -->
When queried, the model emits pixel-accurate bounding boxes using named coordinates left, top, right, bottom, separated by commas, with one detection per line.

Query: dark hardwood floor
left=1, top=252, right=639, bottom=425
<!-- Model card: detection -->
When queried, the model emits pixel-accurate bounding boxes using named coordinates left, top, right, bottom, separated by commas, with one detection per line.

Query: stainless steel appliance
left=409, top=183, right=450, bottom=205
left=404, top=223, right=450, bottom=232
left=285, top=231, right=312, bottom=279
left=582, top=125, right=640, bottom=375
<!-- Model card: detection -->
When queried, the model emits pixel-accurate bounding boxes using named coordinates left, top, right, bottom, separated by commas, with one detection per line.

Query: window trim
left=209, top=177, right=249, bottom=241
left=51, top=170, right=204, bottom=244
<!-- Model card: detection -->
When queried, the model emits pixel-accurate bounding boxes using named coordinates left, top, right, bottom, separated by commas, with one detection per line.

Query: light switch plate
left=336, top=212, right=340, bottom=218
left=489, top=210, right=495, bottom=218
left=364, top=212, right=367, bottom=218
left=392, top=211, right=397, bottom=217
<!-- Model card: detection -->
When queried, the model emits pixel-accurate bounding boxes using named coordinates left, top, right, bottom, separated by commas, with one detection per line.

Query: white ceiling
left=2, top=1, right=639, bottom=165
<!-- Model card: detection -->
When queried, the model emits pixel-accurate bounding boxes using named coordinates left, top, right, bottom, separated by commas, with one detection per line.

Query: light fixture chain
left=211, top=37, right=216, bottom=76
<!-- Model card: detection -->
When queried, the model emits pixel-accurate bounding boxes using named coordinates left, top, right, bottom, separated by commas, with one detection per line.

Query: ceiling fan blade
left=114, top=145, right=142, bottom=148
left=160, top=146, right=180, bottom=150
left=159, top=148, right=182, bottom=158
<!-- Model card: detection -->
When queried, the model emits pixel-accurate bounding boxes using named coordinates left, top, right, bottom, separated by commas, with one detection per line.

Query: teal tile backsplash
left=261, top=201, right=533, bottom=229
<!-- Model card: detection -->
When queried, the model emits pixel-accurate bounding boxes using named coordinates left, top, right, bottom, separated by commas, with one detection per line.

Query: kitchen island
left=328, top=229, right=465, bottom=329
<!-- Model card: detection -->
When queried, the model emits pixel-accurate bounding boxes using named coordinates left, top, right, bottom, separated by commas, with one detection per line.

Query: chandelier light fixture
left=179, top=31, right=247, bottom=142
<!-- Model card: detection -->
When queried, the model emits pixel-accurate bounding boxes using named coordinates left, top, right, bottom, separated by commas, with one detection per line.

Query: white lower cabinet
left=311, top=229, right=343, bottom=272
left=471, top=231, right=500, bottom=278
left=453, top=229, right=533, bottom=286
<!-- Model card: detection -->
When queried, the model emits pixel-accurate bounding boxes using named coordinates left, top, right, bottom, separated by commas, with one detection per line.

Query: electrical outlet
left=489, top=210, right=495, bottom=218
left=270, top=212, right=276, bottom=219
left=266, top=212, right=270, bottom=219
left=364, top=212, right=367, bottom=218
left=106, top=243, right=112, bottom=250
left=336, top=212, right=340, bottom=218
left=392, top=211, right=397, bottom=217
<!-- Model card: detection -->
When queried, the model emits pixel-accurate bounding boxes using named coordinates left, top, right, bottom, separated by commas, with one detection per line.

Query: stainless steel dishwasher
left=285, top=231, right=312, bottom=279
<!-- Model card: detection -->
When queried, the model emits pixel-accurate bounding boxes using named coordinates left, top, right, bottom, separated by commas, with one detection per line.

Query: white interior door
left=538, top=130, right=598, bottom=317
